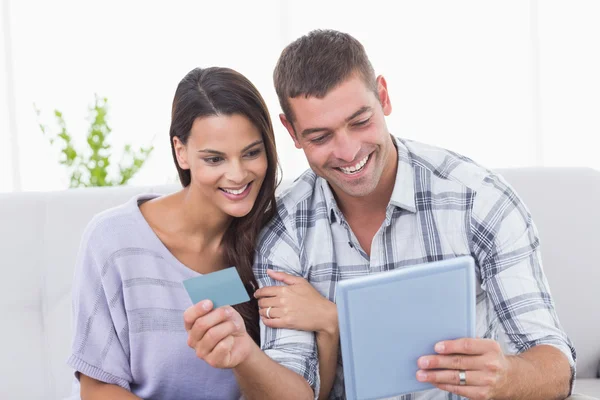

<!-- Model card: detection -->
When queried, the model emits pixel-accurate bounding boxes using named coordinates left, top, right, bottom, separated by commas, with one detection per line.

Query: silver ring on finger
left=266, top=306, right=272, bottom=319
left=458, top=370, right=467, bottom=386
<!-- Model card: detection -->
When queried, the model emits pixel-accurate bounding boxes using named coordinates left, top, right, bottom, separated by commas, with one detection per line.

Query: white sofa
left=1, top=167, right=598, bottom=399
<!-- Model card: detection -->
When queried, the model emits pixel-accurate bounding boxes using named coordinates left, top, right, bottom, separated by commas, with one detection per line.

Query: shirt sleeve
left=66, top=220, right=133, bottom=390
left=470, top=173, right=576, bottom=392
left=253, top=214, right=320, bottom=399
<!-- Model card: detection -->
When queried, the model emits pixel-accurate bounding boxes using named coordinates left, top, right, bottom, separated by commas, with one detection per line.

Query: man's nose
left=332, top=130, right=361, bottom=163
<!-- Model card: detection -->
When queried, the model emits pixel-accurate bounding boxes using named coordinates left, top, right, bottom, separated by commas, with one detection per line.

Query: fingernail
left=435, top=342, right=445, bottom=352
left=201, top=301, right=211, bottom=310
left=416, top=371, right=427, bottom=381
left=232, top=318, right=240, bottom=328
left=224, top=307, right=232, bottom=316
left=418, top=358, right=429, bottom=368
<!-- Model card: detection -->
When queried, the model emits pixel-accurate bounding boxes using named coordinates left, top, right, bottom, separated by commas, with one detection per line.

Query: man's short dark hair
left=273, top=29, right=378, bottom=124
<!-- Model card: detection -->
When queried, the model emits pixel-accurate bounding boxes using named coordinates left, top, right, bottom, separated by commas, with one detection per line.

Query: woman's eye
left=244, top=149, right=262, bottom=158
left=204, top=157, right=223, bottom=164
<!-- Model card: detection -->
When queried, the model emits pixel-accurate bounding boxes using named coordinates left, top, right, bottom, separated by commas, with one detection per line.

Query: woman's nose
left=224, top=161, right=248, bottom=184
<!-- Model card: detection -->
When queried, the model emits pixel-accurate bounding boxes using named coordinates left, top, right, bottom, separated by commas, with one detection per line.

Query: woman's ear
left=173, top=136, right=190, bottom=170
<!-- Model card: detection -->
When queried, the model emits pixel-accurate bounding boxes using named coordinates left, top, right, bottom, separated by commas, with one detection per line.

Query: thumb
left=266, top=269, right=304, bottom=285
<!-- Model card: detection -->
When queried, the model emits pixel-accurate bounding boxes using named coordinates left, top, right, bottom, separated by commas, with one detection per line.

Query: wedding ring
left=266, top=306, right=272, bottom=319
left=458, top=370, right=467, bottom=386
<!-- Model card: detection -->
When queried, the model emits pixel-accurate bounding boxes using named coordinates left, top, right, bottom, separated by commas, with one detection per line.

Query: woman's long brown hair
left=169, top=67, right=279, bottom=344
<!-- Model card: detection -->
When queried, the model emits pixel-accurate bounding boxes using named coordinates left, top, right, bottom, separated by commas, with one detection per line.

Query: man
left=184, top=29, right=576, bottom=400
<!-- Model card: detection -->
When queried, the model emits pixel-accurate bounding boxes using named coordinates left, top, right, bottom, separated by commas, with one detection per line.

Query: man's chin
left=328, top=177, right=378, bottom=198
left=340, top=186, right=377, bottom=198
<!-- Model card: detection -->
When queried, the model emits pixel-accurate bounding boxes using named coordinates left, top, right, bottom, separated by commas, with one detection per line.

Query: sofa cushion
left=573, top=378, right=600, bottom=398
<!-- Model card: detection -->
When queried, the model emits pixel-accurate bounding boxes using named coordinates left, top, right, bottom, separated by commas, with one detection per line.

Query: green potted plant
left=35, top=94, right=154, bottom=188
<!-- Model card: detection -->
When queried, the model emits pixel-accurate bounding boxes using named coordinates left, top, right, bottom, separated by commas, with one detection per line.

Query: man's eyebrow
left=197, top=139, right=264, bottom=155
left=345, top=106, right=372, bottom=122
left=300, top=127, right=329, bottom=138
left=300, top=106, right=373, bottom=138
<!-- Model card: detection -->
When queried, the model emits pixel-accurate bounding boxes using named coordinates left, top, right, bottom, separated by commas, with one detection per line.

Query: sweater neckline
left=130, top=193, right=202, bottom=279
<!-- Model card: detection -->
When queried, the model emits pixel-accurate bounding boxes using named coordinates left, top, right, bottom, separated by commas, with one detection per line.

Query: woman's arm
left=80, top=374, right=141, bottom=400
left=254, top=270, right=339, bottom=399
left=69, top=223, right=135, bottom=398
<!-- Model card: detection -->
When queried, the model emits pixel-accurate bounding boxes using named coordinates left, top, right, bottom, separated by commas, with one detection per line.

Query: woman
left=67, top=66, right=338, bottom=400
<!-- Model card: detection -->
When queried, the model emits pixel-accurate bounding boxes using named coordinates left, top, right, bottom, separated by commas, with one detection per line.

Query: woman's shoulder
left=81, top=193, right=160, bottom=255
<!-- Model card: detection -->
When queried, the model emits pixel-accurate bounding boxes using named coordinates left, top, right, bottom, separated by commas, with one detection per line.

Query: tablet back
left=336, top=256, right=476, bottom=400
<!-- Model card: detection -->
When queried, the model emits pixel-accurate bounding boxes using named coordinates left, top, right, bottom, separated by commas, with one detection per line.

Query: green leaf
left=35, top=95, right=153, bottom=188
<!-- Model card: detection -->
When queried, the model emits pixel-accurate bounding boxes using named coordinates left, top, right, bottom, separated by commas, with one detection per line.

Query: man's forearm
left=316, top=330, right=339, bottom=400
left=234, top=343, right=314, bottom=400
left=316, top=306, right=340, bottom=400
left=501, top=345, right=572, bottom=400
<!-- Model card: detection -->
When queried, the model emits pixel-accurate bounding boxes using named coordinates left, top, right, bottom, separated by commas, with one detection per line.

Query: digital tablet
left=336, top=256, right=476, bottom=400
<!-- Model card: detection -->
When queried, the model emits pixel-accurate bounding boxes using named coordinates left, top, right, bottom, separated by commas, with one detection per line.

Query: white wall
left=1, top=0, right=16, bottom=192
left=284, top=1, right=536, bottom=168
left=1, top=0, right=599, bottom=193
left=539, top=0, right=600, bottom=168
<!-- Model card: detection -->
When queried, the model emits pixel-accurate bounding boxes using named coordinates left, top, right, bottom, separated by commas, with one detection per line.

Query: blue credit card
left=183, top=267, right=250, bottom=308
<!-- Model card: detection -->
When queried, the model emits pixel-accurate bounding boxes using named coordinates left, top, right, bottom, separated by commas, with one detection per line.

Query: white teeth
left=221, top=184, right=248, bottom=195
left=339, top=155, right=369, bottom=174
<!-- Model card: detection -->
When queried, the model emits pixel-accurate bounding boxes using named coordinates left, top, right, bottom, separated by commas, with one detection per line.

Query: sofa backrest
left=497, top=167, right=600, bottom=379
left=0, top=184, right=180, bottom=399
left=0, top=167, right=598, bottom=399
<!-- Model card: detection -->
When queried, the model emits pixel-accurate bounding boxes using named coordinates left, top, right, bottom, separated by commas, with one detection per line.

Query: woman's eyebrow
left=198, top=139, right=264, bottom=155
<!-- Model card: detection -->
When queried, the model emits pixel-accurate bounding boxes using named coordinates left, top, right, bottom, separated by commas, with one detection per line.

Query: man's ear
left=279, top=113, right=302, bottom=149
left=173, top=136, right=190, bottom=170
left=376, top=75, right=392, bottom=116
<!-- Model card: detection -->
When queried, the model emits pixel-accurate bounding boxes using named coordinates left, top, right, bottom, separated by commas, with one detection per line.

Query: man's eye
left=353, top=118, right=371, bottom=127
left=311, top=135, right=329, bottom=144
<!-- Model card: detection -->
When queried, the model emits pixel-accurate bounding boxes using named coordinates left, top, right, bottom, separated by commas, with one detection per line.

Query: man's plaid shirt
left=254, top=136, right=575, bottom=400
